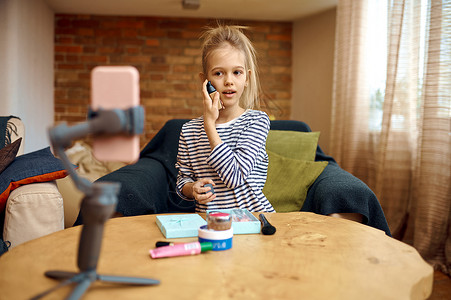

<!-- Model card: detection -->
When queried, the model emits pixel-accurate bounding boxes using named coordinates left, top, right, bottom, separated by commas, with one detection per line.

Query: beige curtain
left=331, top=0, right=451, bottom=274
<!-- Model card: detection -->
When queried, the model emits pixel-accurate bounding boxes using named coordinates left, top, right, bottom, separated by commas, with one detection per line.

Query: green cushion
left=266, top=130, right=320, bottom=161
left=263, top=150, right=328, bottom=212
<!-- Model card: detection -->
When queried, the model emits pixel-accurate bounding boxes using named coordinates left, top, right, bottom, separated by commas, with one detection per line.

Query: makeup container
left=198, top=225, right=233, bottom=251
left=206, top=81, right=224, bottom=110
left=207, top=211, right=232, bottom=231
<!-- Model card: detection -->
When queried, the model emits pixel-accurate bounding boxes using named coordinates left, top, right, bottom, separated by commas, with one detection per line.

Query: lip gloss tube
left=150, top=241, right=213, bottom=259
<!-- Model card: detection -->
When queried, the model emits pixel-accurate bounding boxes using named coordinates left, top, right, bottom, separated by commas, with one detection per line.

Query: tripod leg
left=98, top=274, right=160, bottom=285
left=30, top=272, right=86, bottom=300
left=45, top=270, right=79, bottom=280
left=67, top=277, right=93, bottom=300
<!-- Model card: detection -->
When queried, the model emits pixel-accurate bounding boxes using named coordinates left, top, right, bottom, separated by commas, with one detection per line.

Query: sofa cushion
left=263, top=150, right=328, bottom=212
left=266, top=130, right=320, bottom=161
left=0, top=138, right=21, bottom=173
left=0, top=147, right=68, bottom=213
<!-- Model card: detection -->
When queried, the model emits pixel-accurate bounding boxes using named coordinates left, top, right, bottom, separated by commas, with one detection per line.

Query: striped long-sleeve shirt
left=175, top=109, right=275, bottom=213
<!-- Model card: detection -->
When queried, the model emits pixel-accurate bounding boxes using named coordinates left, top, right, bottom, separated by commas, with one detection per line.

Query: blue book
left=156, top=214, right=207, bottom=238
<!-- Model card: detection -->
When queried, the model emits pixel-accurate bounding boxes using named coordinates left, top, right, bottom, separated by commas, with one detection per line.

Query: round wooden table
left=0, top=212, right=433, bottom=299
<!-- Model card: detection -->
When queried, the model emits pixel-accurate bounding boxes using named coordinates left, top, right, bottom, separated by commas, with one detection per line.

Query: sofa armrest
left=108, top=158, right=171, bottom=216
left=303, top=163, right=391, bottom=236
left=3, top=181, right=64, bottom=248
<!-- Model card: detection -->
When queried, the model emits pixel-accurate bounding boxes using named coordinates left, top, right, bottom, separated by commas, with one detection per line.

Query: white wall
left=291, top=8, right=336, bottom=153
left=0, top=0, right=54, bottom=153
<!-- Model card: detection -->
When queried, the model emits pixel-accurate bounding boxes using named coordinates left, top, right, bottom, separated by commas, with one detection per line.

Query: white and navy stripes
left=175, top=109, right=275, bottom=213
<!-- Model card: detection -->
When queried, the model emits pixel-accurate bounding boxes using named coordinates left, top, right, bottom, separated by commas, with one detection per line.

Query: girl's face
left=206, top=43, right=249, bottom=110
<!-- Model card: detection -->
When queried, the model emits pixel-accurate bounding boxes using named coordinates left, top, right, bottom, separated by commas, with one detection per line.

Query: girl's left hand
left=202, top=79, right=220, bottom=124
left=192, top=178, right=216, bottom=205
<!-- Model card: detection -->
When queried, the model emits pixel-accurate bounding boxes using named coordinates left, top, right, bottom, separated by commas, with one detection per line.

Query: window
left=367, top=0, right=431, bottom=131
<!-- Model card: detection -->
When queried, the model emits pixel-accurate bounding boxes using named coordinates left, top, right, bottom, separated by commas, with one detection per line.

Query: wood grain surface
left=0, top=212, right=433, bottom=300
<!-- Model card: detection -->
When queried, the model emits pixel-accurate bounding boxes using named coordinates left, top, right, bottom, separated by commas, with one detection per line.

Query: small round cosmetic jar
left=207, top=212, right=232, bottom=231
left=198, top=225, right=233, bottom=251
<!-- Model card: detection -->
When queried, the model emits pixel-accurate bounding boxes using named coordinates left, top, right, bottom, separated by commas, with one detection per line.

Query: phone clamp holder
left=31, top=107, right=159, bottom=300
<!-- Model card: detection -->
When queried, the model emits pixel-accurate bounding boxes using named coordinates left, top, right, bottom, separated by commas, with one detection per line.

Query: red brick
left=149, top=57, right=164, bottom=64
left=81, top=55, right=108, bottom=63
left=146, top=39, right=160, bottom=47
left=78, top=73, right=90, bottom=80
left=168, top=31, right=182, bottom=39
left=55, top=37, right=74, bottom=44
left=54, top=89, right=67, bottom=98
left=163, top=39, right=189, bottom=48
left=57, top=63, right=85, bottom=70
left=95, top=29, right=120, bottom=37
left=123, top=56, right=151, bottom=63
left=122, top=29, right=138, bottom=38
left=182, top=31, right=200, bottom=39
left=78, top=28, right=94, bottom=36
left=118, top=38, right=145, bottom=46
left=166, top=73, right=195, bottom=82
left=167, top=107, right=193, bottom=115
left=126, top=47, right=140, bottom=54
left=74, top=37, right=97, bottom=45
left=153, top=91, right=169, bottom=98
left=168, top=90, right=197, bottom=99
left=268, top=50, right=291, bottom=57
left=56, top=18, right=72, bottom=28
left=98, top=47, right=121, bottom=54
left=252, top=25, right=271, bottom=33
left=73, top=19, right=100, bottom=28
left=150, top=74, right=165, bottom=81
left=55, top=28, right=77, bottom=35
left=166, top=56, right=194, bottom=65
left=146, top=98, right=173, bottom=107
left=172, top=65, right=187, bottom=72
left=83, top=46, right=97, bottom=54
left=160, top=21, right=186, bottom=29
left=116, top=20, right=144, bottom=29
left=66, top=55, right=80, bottom=62
left=184, top=48, right=200, bottom=56
left=141, top=28, right=167, bottom=37
left=55, top=45, right=83, bottom=53
left=141, top=90, right=153, bottom=98
left=99, top=37, right=118, bottom=45
left=55, top=54, right=65, bottom=62
left=266, top=34, right=291, bottom=41
left=147, top=64, right=170, bottom=72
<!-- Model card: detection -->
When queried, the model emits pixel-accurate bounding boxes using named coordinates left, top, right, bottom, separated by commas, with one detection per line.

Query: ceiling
left=44, top=0, right=337, bottom=22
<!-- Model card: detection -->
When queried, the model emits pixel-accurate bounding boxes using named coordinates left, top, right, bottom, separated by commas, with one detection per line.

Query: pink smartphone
left=91, top=66, right=140, bottom=163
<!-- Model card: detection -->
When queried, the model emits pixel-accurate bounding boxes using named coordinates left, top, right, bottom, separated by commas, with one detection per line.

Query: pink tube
left=149, top=241, right=212, bottom=259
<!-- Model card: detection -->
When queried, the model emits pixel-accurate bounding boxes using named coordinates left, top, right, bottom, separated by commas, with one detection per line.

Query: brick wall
left=54, top=15, right=292, bottom=145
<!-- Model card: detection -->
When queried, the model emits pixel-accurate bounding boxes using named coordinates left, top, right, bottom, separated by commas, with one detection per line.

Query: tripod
left=32, top=108, right=159, bottom=300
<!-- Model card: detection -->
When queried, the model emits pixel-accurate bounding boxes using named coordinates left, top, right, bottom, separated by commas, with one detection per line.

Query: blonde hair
left=201, top=25, right=260, bottom=109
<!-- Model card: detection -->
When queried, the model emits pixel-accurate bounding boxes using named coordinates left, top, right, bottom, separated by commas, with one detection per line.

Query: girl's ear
left=246, top=69, right=252, bottom=86
left=199, top=72, right=207, bottom=82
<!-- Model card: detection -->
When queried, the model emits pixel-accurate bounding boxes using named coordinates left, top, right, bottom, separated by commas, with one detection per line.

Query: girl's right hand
left=202, top=79, right=220, bottom=124
left=192, top=178, right=216, bottom=204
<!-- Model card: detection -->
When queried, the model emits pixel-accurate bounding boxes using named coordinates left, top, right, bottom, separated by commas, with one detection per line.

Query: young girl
left=175, top=25, right=275, bottom=213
